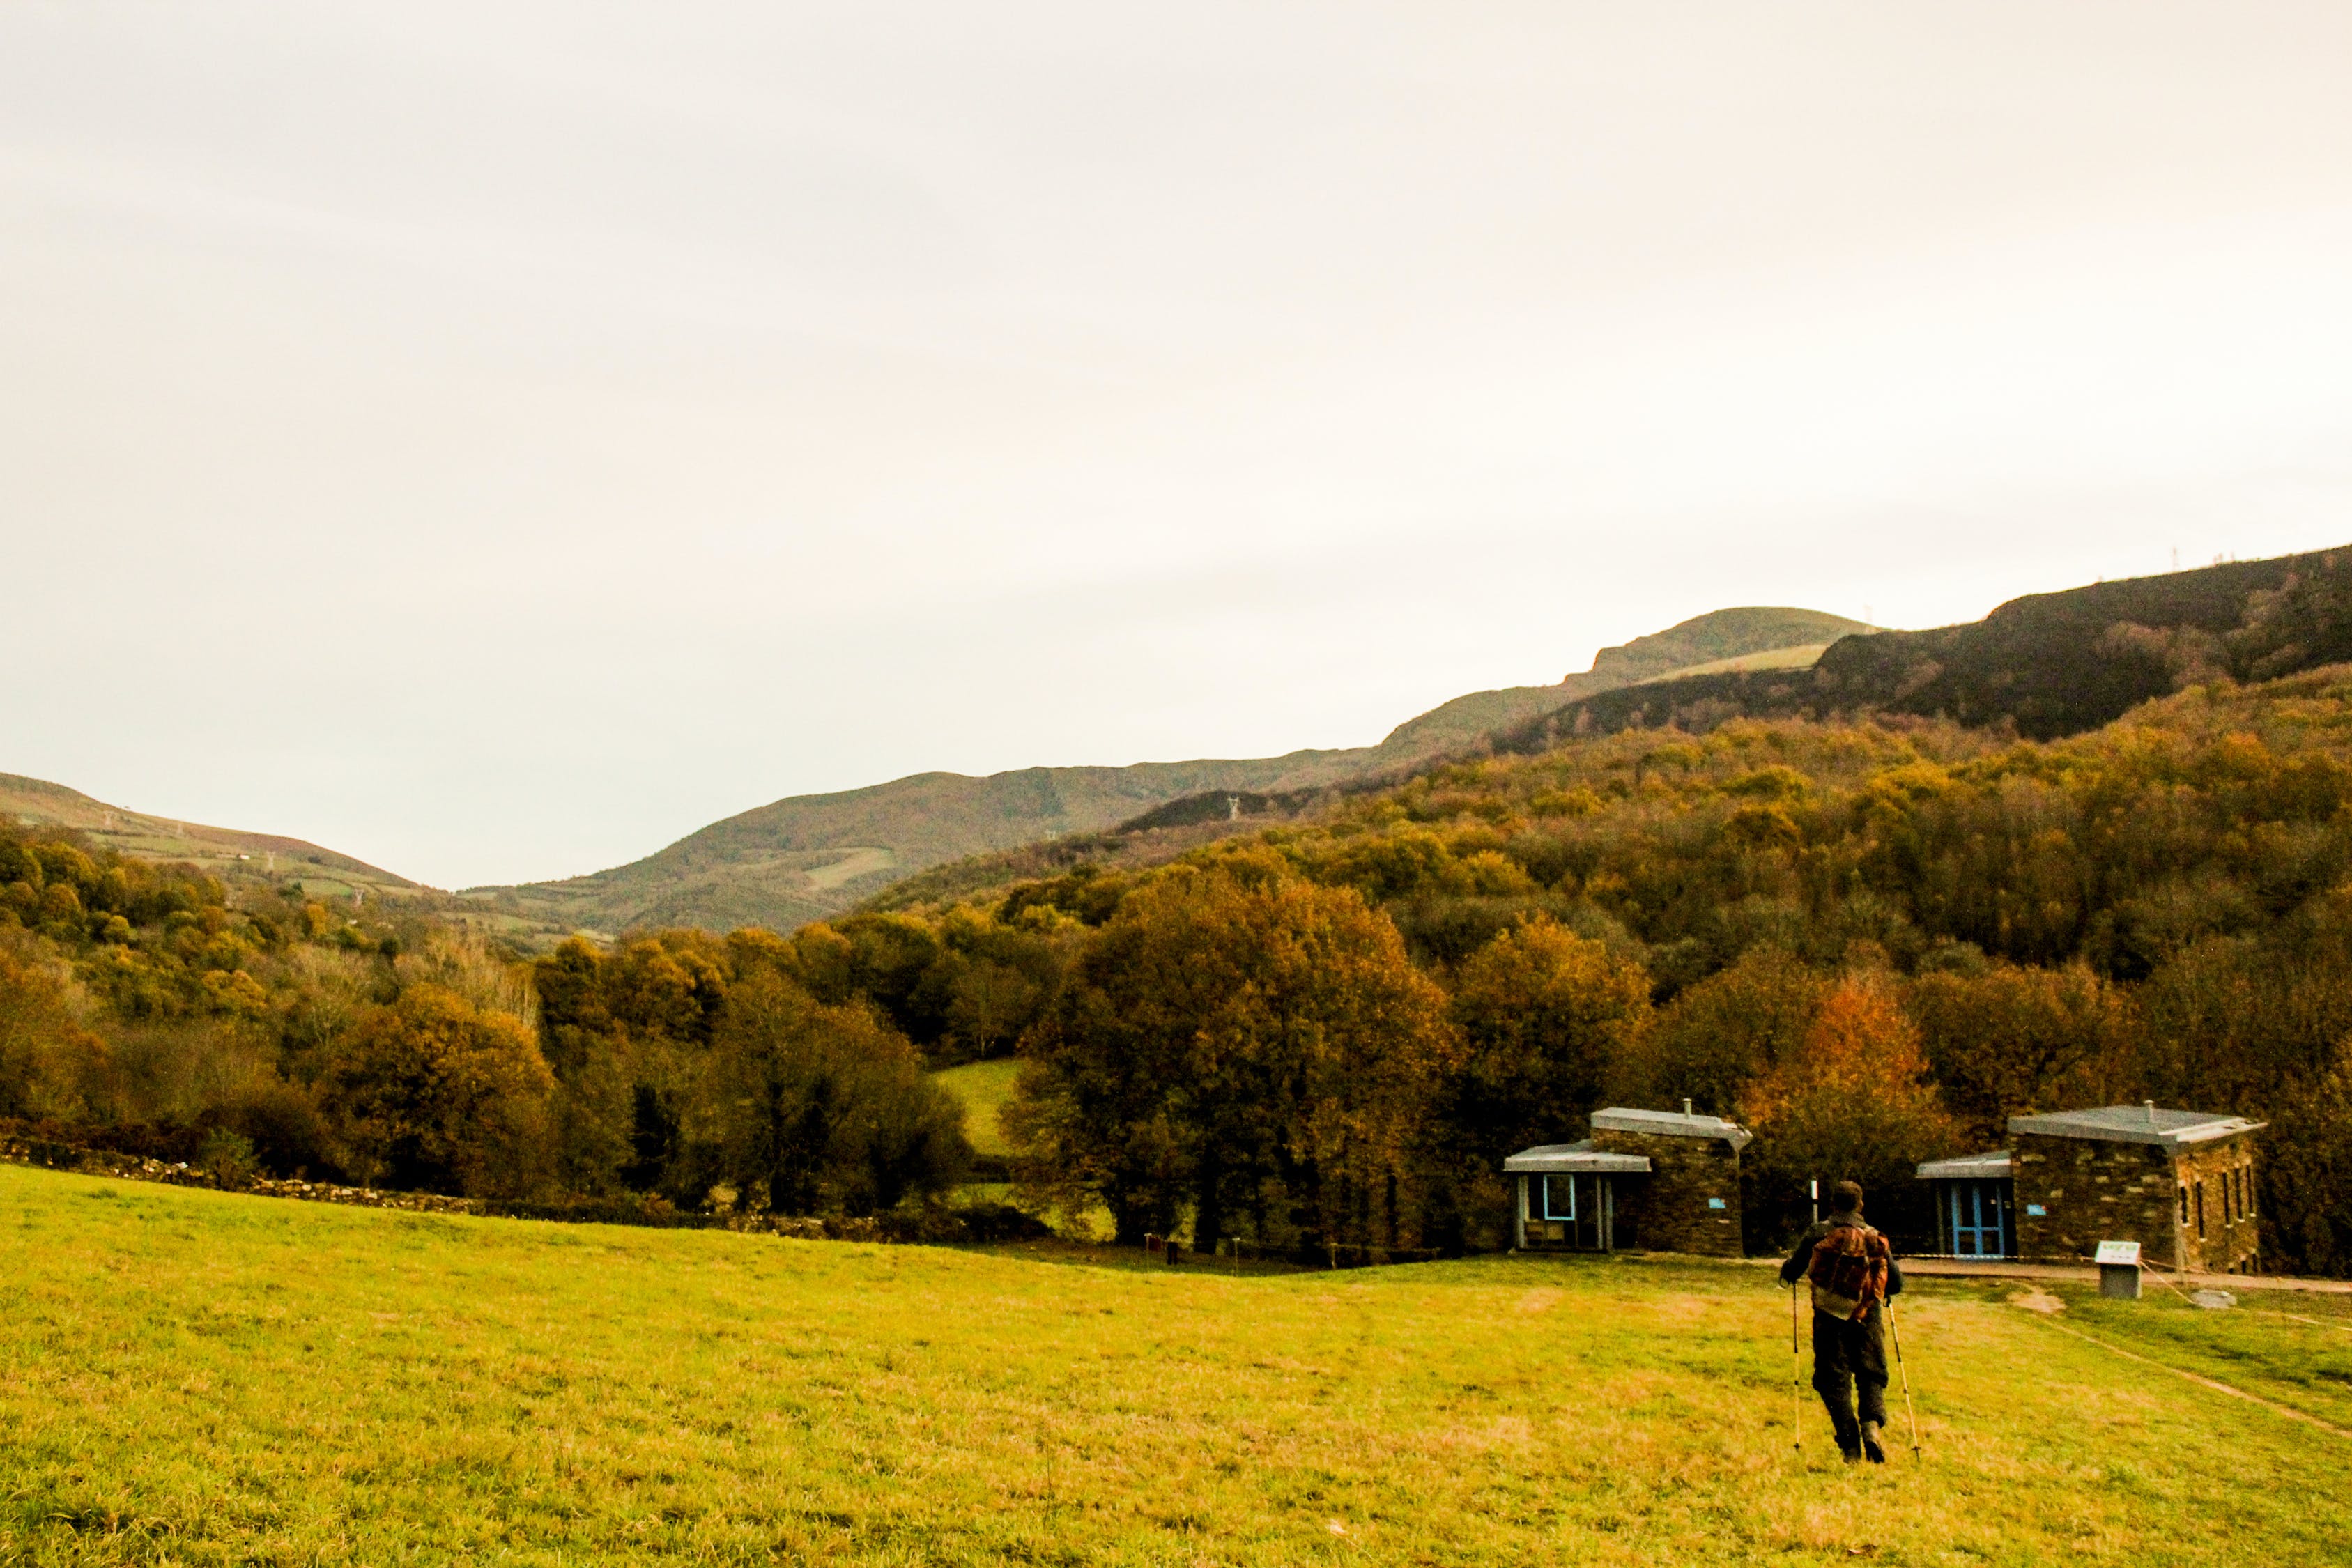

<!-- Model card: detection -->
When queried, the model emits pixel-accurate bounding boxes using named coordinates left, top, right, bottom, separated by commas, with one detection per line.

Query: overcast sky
left=6, top=3, right=2352, bottom=889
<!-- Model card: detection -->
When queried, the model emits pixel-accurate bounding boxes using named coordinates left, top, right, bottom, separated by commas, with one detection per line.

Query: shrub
left=197, top=1127, right=259, bottom=1190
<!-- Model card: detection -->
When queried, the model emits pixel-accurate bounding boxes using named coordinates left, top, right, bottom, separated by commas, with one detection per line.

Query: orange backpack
left=1806, top=1222, right=1891, bottom=1321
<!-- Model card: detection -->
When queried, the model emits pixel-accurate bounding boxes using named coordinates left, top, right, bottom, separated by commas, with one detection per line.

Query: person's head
left=1832, top=1181, right=1864, bottom=1215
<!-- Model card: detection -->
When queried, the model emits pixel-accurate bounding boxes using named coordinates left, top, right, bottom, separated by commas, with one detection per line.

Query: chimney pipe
left=1683, top=1098, right=1694, bottom=1117
left=2145, top=1100, right=2159, bottom=1128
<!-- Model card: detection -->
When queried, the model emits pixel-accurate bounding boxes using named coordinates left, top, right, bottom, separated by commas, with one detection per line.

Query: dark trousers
left=1811, top=1308, right=1889, bottom=1452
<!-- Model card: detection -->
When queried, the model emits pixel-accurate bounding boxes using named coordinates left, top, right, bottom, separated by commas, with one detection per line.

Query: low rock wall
left=0, top=1135, right=1033, bottom=1244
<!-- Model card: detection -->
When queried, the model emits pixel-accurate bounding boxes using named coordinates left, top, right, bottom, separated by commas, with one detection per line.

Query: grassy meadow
left=932, top=1059, right=1021, bottom=1160
left=5, top=1164, right=2349, bottom=1567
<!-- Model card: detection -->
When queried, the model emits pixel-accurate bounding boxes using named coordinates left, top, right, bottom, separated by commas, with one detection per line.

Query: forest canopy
left=12, top=664, right=2352, bottom=1271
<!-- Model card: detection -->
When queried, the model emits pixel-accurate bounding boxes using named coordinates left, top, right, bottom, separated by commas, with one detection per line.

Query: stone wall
left=1588, top=1128, right=1743, bottom=1256
left=2013, top=1132, right=2177, bottom=1263
left=2010, top=1132, right=2259, bottom=1270
left=2173, top=1135, right=2260, bottom=1274
left=0, top=1135, right=945, bottom=1242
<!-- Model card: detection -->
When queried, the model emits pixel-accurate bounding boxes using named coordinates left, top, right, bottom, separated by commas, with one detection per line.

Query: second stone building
left=1505, top=1103, right=1751, bottom=1256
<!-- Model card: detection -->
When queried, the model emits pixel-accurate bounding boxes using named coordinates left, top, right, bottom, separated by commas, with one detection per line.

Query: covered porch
left=1917, top=1150, right=2016, bottom=1259
left=1505, top=1141, right=1650, bottom=1252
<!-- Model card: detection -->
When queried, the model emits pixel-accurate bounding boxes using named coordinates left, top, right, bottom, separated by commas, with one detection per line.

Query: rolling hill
left=869, top=544, right=2352, bottom=916
left=461, top=607, right=1869, bottom=939
left=0, top=772, right=417, bottom=900
left=1484, top=544, right=2352, bottom=753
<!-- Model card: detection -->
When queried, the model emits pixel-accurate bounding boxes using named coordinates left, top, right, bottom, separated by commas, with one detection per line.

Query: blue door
left=1947, top=1181, right=2009, bottom=1257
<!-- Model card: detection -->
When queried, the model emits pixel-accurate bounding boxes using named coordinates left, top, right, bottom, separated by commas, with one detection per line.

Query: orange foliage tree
left=1739, top=976, right=1962, bottom=1239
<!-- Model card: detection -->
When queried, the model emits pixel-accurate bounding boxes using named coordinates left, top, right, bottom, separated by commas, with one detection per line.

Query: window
left=2245, top=1166, right=2256, bottom=1217
left=2195, top=1180, right=2206, bottom=1239
left=2179, top=1185, right=2190, bottom=1225
left=1542, top=1175, right=1577, bottom=1222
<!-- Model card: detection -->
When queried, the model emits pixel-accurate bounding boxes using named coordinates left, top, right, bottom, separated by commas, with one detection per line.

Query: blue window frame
left=1946, top=1180, right=2008, bottom=1257
left=1542, top=1175, right=1577, bottom=1221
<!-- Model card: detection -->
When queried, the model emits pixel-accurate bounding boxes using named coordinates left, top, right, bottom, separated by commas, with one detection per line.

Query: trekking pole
left=1884, top=1298, right=1923, bottom=1459
left=1789, top=1282, right=1804, bottom=1454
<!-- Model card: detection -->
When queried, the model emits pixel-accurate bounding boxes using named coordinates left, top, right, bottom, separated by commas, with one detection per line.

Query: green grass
left=932, top=1058, right=1022, bottom=1159
left=3, top=1164, right=2349, bottom=1565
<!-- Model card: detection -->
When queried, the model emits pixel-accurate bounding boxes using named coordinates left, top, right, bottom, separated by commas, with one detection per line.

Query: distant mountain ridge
left=0, top=773, right=415, bottom=898
left=1484, top=546, right=2352, bottom=753
left=866, top=545, right=2352, bottom=916
left=462, top=606, right=1866, bottom=939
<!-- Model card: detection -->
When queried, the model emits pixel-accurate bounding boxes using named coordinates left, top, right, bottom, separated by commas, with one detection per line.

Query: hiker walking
left=1778, top=1179, right=1904, bottom=1463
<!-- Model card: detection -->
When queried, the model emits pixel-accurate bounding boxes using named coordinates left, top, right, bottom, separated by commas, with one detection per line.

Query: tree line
left=945, top=670, right=2352, bottom=1268
left=10, top=665, right=2352, bottom=1269
left=0, top=843, right=969, bottom=1216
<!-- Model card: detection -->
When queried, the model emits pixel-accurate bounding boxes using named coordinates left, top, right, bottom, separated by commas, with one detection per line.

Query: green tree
left=1009, top=858, right=1456, bottom=1252
left=1442, top=914, right=1652, bottom=1178
left=697, top=967, right=967, bottom=1215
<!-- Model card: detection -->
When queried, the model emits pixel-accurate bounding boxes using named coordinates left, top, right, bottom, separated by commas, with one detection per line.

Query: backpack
left=1806, top=1221, right=1891, bottom=1321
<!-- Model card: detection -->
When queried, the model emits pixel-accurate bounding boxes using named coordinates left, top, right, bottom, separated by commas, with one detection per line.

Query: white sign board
left=2095, top=1240, right=2142, bottom=1266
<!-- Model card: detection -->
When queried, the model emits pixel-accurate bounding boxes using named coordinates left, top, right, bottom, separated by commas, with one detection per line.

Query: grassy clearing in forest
left=2, top=1163, right=2347, bottom=1567
left=932, top=1058, right=1021, bottom=1158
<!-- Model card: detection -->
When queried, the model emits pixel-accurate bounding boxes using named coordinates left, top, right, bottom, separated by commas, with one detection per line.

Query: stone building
left=1917, top=1103, right=2263, bottom=1273
left=1505, top=1104, right=1750, bottom=1256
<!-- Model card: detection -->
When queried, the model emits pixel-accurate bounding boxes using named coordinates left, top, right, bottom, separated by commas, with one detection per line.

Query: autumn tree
left=2258, top=1033, right=2352, bottom=1277
left=0, top=937, right=105, bottom=1122
left=1611, top=945, right=1825, bottom=1116
left=1440, top=916, right=1652, bottom=1215
left=1739, top=976, right=1961, bottom=1247
left=323, top=983, right=555, bottom=1197
left=1008, top=856, right=1456, bottom=1252
left=1905, top=961, right=2135, bottom=1144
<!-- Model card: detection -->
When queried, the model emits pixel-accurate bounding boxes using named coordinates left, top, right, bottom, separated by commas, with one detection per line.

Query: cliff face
left=1499, top=547, right=2352, bottom=750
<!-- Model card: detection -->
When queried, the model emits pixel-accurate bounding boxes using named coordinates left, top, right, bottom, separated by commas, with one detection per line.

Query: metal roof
left=1503, top=1140, right=1652, bottom=1174
left=1590, top=1106, right=1754, bottom=1152
left=1917, top=1150, right=2013, bottom=1181
left=2006, top=1104, right=2265, bottom=1148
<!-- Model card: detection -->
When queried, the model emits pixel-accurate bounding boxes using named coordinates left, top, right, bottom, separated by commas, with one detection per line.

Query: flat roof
left=1503, top=1140, right=1652, bottom=1174
left=2006, top=1105, right=2264, bottom=1148
left=1590, top=1106, right=1754, bottom=1152
left=1918, top=1150, right=2013, bottom=1180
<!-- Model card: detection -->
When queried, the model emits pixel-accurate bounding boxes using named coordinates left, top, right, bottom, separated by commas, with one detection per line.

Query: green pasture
left=3, top=1164, right=2348, bottom=1566
left=932, top=1059, right=1020, bottom=1159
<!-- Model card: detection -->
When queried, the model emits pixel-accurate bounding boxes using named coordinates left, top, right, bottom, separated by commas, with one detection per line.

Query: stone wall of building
left=1588, top=1128, right=1743, bottom=1256
left=2010, top=1130, right=2262, bottom=1269
left=2172, top=1135, right=2260, bottom=1274
left=2011, top=1132, right=2178, bottom=1264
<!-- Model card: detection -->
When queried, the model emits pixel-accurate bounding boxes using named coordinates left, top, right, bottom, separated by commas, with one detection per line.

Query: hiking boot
left=1861, top=1422, right=1886, bottom=1464
left=1839, top=1443, right=1862, bottom=1465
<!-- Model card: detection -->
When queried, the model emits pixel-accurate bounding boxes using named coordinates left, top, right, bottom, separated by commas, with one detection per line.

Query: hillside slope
left=1492, top=546, right=2352, bottom=752
left=0, top=772, right=415, bottom=898
left=463, top=608, right=1863, bottom=937
left=869, top=545, right=2352, bottom=916
left=1365, top=607, right=1868, bottom=762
